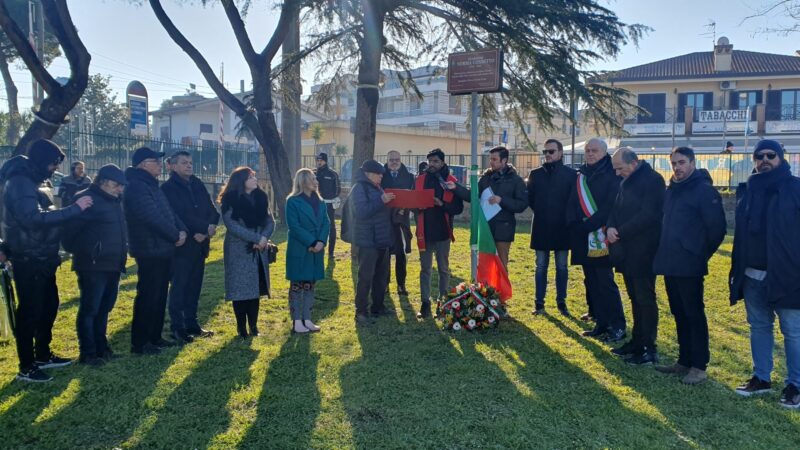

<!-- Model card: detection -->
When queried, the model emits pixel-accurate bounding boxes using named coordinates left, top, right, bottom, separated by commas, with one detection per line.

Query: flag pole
left=470, top=91, right=479, bottom=282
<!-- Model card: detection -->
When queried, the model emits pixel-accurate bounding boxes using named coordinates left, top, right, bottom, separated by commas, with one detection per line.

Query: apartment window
left=636, top=93, right=666, bottom=124
left=160, top=126, right=170, bottom=140
left=199, top=123, right=213, bottom=134
left=730, top=90, right=762, bottom=119
left=677, top=92, right=713, bottom=121
left=781, top=89, right=800, bottom=120
left=449, top=95, right=462, bottom=114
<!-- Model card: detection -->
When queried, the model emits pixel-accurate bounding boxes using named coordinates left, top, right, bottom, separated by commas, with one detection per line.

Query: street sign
left=447, top=48, right=503, bottom=95
left=126, top=81, right=149, bottom=136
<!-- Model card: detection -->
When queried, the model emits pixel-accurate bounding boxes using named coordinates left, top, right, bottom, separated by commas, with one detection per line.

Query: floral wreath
left=435, top=282, right=507, bottom=331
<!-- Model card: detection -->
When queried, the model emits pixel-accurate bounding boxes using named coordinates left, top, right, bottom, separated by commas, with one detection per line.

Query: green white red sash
left=576, top=173, right=608, bottom=258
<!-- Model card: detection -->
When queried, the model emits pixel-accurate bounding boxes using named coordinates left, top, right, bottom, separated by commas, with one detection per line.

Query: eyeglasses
left=543, top=150, right=557, bottom=155
left=388, top=158, right=401, bottom=162
left=754, top=152, right=778, bottom=161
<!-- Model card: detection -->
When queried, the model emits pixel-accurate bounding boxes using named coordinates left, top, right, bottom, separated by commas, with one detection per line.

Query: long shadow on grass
left=130, top=338, right=258, bottom=449
left=338, top=302, right=690, bottom=448
left=236, top=335, right=320, bottom=449
left=0, top=255, right=229, bottom=449
left=544, top=315, right=800, bottom=448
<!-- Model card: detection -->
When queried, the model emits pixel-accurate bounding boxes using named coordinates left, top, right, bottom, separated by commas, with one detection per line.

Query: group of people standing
left=0, top=139, right=329, bottom=383
left=1, top=136, right=797, bottom=409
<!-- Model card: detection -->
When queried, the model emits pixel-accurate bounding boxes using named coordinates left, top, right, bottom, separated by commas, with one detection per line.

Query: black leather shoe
left=532, top=305, right=546, bottom=316
left=397, top=286, right=409, bottom=296
left=172, top=331, right=194, bottom=344
left=610, top=341, right=637, bottom=357
left=603, top=328, right=627, bottom=343
left=186, top=327, right=214, bottom=338
left=131, top=343, right=161, bottom=355
left=557, top=303, right=571, bottom=317
left=581, top=326, right=606, bottom=338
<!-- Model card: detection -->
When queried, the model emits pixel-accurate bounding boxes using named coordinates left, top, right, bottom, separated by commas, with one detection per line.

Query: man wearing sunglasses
left=527, top=139, right=576, bottom=316
left=730, top=139, right=800, bottom=408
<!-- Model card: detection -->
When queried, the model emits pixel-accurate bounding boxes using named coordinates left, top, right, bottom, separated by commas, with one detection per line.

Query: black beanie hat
left=317, top=152, right=328, bottom=162
left=753, top=139, right=784, bottom=160
left=361, top=159, right=385, bottom=174
left=28, top=139, right=65, bottom=170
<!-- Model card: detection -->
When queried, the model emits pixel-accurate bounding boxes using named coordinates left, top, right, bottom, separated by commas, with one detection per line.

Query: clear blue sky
left=4, top=0, right=799, bottom=113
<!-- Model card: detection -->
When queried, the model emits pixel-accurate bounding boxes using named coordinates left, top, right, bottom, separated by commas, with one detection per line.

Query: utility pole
left=281, top=11, right=301, bottom=173
left=28, top=0, right=45, bottom=107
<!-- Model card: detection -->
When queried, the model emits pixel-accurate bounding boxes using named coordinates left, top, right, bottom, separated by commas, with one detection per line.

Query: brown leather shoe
left=655, top=363, right=690, bottom=375
left=681, top=367, right=708, bottom=385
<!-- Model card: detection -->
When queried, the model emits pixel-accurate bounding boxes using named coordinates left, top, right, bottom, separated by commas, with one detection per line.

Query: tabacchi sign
left=698, top=109, right=750, bottom=122
left=447, top=48, right=503, bottom=95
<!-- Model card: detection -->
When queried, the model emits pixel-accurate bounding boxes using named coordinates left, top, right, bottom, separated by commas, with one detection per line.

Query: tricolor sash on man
left=470, top=172, right=512, bottom=301
left=576, top=173, right=609, bottom=258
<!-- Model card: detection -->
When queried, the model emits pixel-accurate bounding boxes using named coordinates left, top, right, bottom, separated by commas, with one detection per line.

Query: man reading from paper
left=449, top=146, right=528, bottom=268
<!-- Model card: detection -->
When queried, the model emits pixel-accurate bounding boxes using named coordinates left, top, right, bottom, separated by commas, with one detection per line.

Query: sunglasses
left=543, top=150, right=557, bottom=155
left=754, top=152, right=778, bottom=161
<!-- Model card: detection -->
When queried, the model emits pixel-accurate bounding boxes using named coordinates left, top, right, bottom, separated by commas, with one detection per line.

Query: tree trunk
left=252, top=70, right=292, bottom=221
left=15, top=80, right=87, bottom=155
left=0, top=51, right=20, bottom=146
left=351, top=2, right=386, bottom=180
left=280, top=12, right=302, bottom=175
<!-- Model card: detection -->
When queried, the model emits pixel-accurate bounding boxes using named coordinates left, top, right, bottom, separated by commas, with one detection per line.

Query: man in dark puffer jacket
left=63, top=165, right=128, bottom=366
left=351, top=160, right=395, bottom=322
left=2, top=139, right=93, bottom=382
left=123, top=147, right=187, bottom=355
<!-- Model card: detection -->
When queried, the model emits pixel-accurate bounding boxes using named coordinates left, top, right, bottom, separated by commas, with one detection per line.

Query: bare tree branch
left=259, top=0, right=301, bottom=63
left=220, top=0, right=258, bottom=66
left=42, top=0, right=90, bottom=84
left=148, top=0, right=247, bottom=116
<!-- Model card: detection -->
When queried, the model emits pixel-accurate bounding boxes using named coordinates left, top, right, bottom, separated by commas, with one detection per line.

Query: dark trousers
left=326, top=203, right=336, bottom=256
left=76, top=271, right=121, bottom=357
left=12, top=260, right=60, bottom=371
left=232, top=299, right=259, bottom=336
left=582, top=265, right=626, bottom=331
left=168, top=250, right=205, bottom=334
left=622, top=274, right=658, bottom=351
left=664, top=276, right=709, bottom=370
left=389, top=252, right=408, bottom=290
left=355, top=247, right=390, bottom=315
left=131, top=257, right=172, bottom=350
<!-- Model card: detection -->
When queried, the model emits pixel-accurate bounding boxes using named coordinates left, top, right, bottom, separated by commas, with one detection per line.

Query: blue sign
left=128, top=96, right=148, bottom=136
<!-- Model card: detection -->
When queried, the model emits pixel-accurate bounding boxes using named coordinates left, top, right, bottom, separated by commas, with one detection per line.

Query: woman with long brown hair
left=218, top=166, right=274, bottom=338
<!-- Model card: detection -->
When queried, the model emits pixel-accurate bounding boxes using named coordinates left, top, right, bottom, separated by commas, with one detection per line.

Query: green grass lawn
left=0, top=224, right=798, bottom=449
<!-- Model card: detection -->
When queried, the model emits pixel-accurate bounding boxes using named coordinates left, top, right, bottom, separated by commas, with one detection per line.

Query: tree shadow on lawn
left=0, top=256, right=228, bottom=449
left=543, top=315, right=800, bottom=449
left=338, top=305, right=691, bottom=449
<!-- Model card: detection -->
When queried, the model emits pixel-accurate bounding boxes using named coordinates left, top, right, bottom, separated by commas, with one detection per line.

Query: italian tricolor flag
left=470, top=171, right=512, bottom=301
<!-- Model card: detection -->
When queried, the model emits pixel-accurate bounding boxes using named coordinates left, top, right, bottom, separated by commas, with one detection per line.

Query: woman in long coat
left=219, top=166, right=274, bottom=338
left=285, top=168, right=330, bottom=333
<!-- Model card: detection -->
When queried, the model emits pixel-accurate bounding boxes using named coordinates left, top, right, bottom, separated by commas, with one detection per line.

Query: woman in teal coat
left=285, top=168, right=330, bottom=334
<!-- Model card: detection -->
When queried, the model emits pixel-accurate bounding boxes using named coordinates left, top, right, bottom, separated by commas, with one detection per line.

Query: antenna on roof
left=700, top=20, right=716, bottom=46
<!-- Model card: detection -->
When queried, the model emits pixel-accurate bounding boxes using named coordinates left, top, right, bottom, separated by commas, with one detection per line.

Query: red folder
left=385, top=188, right=435, bottom=209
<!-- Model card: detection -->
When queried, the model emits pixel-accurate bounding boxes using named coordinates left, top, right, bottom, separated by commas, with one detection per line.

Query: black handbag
left=266, top=241, right=279, bottom=264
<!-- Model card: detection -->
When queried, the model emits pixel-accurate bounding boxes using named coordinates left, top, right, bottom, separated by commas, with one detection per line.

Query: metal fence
left=0, top=132, right=261, bottom=184
left=304, top=151, right=800, bottom=189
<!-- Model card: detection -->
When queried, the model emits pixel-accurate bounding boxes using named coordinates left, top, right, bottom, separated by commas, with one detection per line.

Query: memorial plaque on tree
left=447, top=48, right=503, bottom=95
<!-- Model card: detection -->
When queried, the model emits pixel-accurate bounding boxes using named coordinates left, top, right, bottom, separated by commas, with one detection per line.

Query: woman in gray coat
left=219, top=166, right=274, bottom=338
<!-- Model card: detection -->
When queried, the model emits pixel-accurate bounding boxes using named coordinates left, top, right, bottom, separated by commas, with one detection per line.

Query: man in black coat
left=729, top=140, right=800, bottom=407
left=476, top=146, right=528, bottom=268
left=63, top=165, right=128, bottom=366
left=653, top=147, right=726, bottom=385
left=381, top=150, right=415, bottom=295
left=1, top=139, right=93, bottom=382
left=607, top=148, right=665, bottom=365
left=567, top=138, right=626, bottom=342
left=527, top=138, right=576, bottom=316
left=351, top=160, right=395, bottom=322
left=124, top=147, right=187, bottom=355
left=415, top=149, right=463, bottom=318
left=315, top=152, right=340, bottom=258
left=162, top=151, right=220, bottom=342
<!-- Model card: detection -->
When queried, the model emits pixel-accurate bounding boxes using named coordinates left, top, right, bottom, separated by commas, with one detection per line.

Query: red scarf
left=415, top=172, right=457, bottom=251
